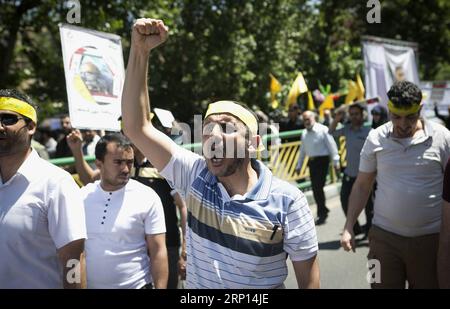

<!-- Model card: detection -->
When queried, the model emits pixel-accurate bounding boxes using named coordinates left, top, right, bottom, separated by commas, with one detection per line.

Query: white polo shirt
left=81, top=179, right=166, bottom=289
left=0, top=149, right=87, bottom=288
left=360, top=120, right=450, bottom=237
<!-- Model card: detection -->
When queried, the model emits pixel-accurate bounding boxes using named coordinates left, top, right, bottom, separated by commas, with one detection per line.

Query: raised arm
left=67, top=129, right=100, bottom=185
left=329, top=109, right=345, bottom=134
left=121, top=18, right=178, bottom=172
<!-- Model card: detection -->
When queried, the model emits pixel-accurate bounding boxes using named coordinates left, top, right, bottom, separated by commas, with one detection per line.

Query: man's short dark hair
left=387, top=81, right=422, bottom=108
left=349, top=103, right=364, bottom=113
left=95, top=133, right=132, bottom=162
left=0, top=89, right=38, bottom=123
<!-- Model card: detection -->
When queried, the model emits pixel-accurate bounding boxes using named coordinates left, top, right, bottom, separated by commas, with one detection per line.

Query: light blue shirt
left=296, top=122, right=340, bottom=170
left=331, top=124, right=371, bottom=177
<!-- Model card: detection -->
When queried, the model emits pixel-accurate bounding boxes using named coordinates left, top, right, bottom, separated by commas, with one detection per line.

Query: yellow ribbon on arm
left=0, top=97, right=37, bottom=123
left=204, top=100, right=264, bottom=151
left=387, top=100, right=421, bottom=116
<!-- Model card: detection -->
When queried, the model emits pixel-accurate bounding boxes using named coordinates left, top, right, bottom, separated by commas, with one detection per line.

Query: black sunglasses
left=0, top=114, right=24, bottom=126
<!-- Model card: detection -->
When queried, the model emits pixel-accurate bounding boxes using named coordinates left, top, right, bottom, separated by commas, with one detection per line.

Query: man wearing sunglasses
left=0, top=89, right=87, bottom=288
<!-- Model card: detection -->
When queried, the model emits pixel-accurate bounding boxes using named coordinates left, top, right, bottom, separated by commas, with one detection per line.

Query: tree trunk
left=0, top=11, right=21, bottom=87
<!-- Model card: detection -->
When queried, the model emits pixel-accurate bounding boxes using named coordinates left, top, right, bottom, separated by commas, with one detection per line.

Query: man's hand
left=334, top=161, right=341, bottom=171
left=334, top=110, right=345, bottom=123
left=67, top=129, right=83, bottom=152
left=178, top=252, right=187, bottom=281
left=131, top=18, right=169, bottom=54
left=334, top=163, right=341, bottom=180
left=340, top=228, right=356, bottom=252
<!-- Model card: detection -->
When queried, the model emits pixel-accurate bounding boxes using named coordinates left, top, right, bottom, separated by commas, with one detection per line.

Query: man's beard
left=0, top=130, right=29, bottom=157
left=209, top=157, right=245, bottom=177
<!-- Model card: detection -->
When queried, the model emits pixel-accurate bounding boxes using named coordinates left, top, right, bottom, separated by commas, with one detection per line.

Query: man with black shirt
left=279, top=103, right=304, bottom=143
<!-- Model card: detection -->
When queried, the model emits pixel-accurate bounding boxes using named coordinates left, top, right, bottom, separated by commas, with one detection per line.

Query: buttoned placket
left=101, top=192, right=112, bottom=225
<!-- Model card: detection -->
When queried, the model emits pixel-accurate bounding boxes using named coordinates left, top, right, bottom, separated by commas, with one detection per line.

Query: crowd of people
left=1, top=18, right=450, bottom=289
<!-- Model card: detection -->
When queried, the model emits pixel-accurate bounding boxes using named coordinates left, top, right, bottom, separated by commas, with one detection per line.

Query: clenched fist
left=66, top=129, right=83, bottom=151
left=340, top=228, right=356, bottom=253
left=131, top=18, right=169, bottom=54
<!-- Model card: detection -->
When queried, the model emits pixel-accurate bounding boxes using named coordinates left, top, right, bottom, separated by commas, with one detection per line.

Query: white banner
left=59, top=24, right=124, bottom=131
left=363, top=37, right=420, bottom=109
left=421, top=81, right=450, bottom=118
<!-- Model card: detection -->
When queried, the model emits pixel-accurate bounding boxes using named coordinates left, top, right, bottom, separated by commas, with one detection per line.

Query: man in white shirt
left=341, top=81, right=450, bottom=288
left=67, top=128, right=187, bottom=289
left=296, top=111, right=340, bottom=225
left=80, top=133, right=168, bottom=289
left=0, top=89, right=87, bottom=288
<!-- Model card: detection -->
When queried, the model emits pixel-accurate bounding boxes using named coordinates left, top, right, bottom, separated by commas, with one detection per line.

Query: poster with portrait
left=362, top=36, right=420, bottom=109
left=59, top=24, right=124, bottom=131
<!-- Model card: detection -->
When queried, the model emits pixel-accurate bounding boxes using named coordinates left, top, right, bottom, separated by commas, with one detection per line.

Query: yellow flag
left=269, top=74, right=282, bottom=109
left=271, top=99, right=279, bottom=109
left=319, top=94, right=335, bottom=118
left=356, top=73, right=365, bottom=100
left=270, top=74, right=282, bottom=95
left=344, top=80, right=357, bottom=104
left=307, top=91, right=315, bottom=111
left=286, top=72, right=308, bottom=108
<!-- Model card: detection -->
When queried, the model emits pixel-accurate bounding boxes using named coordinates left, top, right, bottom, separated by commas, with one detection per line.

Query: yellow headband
left=205, top=101, right=258, bottom=136
left=0, top=97, right=37, bottom=123
left=387, top=100, right=421, bottom=116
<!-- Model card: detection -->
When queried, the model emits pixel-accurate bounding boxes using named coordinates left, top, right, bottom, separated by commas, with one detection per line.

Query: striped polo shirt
left=160, top=147, right=318, bottom=289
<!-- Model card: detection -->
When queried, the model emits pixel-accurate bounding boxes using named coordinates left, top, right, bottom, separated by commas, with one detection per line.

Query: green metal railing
left=50, top=130, right=310, bottom=166
left=49, top=124, right=369, bottom=190
left=48, top=130, right=305, bottom=166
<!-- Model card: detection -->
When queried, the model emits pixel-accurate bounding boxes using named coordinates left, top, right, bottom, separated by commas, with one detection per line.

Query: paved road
left=285, top=195, right=371, bottom=289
